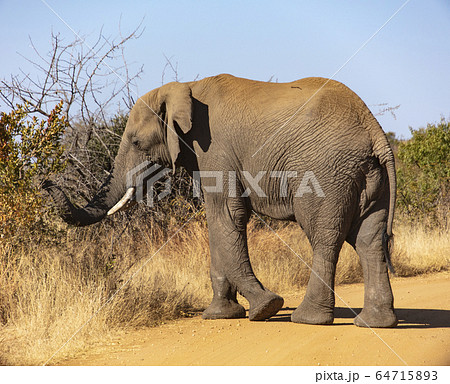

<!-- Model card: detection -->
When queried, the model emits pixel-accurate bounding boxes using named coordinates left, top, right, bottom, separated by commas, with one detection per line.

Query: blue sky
left=1, top=0, right=449, bottom=138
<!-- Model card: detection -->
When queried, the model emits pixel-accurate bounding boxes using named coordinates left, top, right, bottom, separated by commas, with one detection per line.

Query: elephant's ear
left=158, top=82, right=193, bottom=170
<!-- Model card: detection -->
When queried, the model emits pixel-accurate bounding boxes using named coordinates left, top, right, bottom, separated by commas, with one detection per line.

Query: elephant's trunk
left=43, top=171, right=128, bottom=227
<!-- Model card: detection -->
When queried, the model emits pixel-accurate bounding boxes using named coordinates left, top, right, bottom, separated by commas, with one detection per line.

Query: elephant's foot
left=291, top=298, right=334, bottom=325
left=248, top=291, right=284, bottom=321
left=354, top=307, right=398, bottom=328
left=202, top=298, right=246, bottom=320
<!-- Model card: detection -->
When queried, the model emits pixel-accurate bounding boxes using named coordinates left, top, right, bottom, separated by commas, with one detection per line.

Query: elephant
left=45, top=74, right=398, bottom=328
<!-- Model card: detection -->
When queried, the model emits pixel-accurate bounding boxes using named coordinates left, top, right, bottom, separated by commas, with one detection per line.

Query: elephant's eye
left=131, top=138, right=140, bottom=148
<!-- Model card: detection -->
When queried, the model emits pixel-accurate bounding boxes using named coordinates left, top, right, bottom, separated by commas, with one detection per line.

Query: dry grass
left=248, top=222, right=364, bottom=294
left=0, top=220, right=211, bottom=365
left=391, top=222, right=450, bottom=276
left=0, top=217, right=448, bottom=365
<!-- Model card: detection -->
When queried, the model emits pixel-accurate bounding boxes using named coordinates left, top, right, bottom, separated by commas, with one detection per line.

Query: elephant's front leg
left=203, top=198, right=284, bottom=321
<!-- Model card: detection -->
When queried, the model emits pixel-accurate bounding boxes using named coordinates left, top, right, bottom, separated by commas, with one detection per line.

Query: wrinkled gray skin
left=45, top=74, right=398, bottom=327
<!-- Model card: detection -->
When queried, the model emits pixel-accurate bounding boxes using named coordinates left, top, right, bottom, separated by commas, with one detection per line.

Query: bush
left=396, top=119, right=449, bottom=227
left=0, top=102, right=68, bottom=328
left=0, top=102, right=67, bottom=239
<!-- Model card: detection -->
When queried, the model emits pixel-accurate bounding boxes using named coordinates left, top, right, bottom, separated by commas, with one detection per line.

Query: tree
left=0, top=27, right=143, bottom=125
left=396, top=119, right=449, bottom=226
left=0, top=26, right=144, bottom=199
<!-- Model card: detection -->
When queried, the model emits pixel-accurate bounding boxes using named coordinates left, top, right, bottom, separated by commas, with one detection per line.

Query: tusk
left=107, top=187, right=136, bottom=216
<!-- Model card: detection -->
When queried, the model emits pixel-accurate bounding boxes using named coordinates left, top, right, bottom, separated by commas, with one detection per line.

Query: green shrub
left=396, top=119, right=449, bottom=226
left=0, top=102, right=67, bottom=238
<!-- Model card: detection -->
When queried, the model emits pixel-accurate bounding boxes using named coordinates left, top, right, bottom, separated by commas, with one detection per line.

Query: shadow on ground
left=264, top=307, right=450, bottom=328
left=334, top=307, right=450, bottom=329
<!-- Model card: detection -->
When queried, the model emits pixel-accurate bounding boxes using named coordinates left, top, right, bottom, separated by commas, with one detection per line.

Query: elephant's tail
left=378, top=145, right=396, bottom=238
left=369, top=116, right=397, bottom=274
left=384, top=156, right=396, bottom=275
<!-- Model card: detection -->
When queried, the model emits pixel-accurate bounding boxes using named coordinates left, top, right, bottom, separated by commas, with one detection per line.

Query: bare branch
left=372, top=103, right=401, bottom=120
left=0, top=23, right=144, bottom=198
left=161, top=54, right=180, bottom=84
left=0, top=24, right=144, bottom=125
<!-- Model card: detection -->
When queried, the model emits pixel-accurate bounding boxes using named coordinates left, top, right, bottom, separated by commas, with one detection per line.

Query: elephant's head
left=45, top=82, right=194, bottom=226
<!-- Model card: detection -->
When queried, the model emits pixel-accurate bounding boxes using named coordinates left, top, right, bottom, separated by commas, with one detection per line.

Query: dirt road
left=61, top=272, right=449, bottom=366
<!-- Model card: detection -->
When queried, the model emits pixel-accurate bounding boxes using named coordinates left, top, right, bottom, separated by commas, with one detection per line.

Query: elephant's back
left=200, top=74, right=365, bottom=105
left=206, top=75, right=371, bottom=128
left=195, top=73, right=378, bottom=167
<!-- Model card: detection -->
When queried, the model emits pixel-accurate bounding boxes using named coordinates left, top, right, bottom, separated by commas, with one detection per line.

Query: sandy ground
left=60, top=272, right=449, bottom=366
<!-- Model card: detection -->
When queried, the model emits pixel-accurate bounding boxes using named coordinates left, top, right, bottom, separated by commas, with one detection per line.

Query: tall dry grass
left=391, top=222, right=450, bottom=275
left=0, top=217, right=448, bottom=365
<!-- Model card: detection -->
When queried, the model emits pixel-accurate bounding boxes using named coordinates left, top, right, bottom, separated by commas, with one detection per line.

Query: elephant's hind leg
left=291, top=235, right=342, bottom=325
left=350, top=209, right=397, bottom=328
